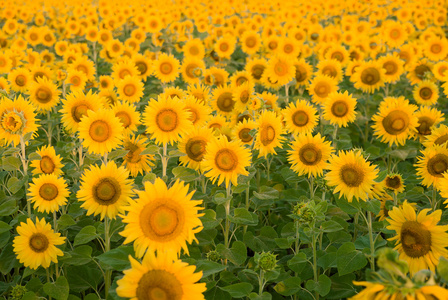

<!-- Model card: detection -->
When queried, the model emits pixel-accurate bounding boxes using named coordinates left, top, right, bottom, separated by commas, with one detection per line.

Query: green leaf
left=0, top=243, right=16, bottom=275
left=305, top=274, right=331, bottom=296
left=7, top=177, right=24, bottom=194
left=220, top=282, right=253, bottom=298
left=361, top=199, right=381, bottom=215
left=142, top=173, right=156, bottom=184
left=321, top=220, right=344, bottom=233
left=217, top=241, right=247, bottom=266
left=0, top=221, right=12, bottom=234
left=58, top=214, right=76, bottom=229
left=43, top=276, right=69, bottom=300
left=140, top=145, right=159, bottom=155
left=253, top=186, right=279, bottom=200
left=1, top=156, right=21, bottom=171
left=287, top=253, right=308, bottom=273
left=0, top=198, right=18, bottom=216
left=195, top=260, right=226, bottom=277
left=96, top=246, right=134, bottom=271
left=74, top=226, right=98, bottom=246
left=275, top=238, right=292, bottom=249
left=172, top=166, right=197, bottom=182
left=66, top=265, right=102, bottom=292
left=232, top=184, right=248, bottom=194
left=213, top=193, right=231, bottom=205
left=336, top=242, right=367, bottom=276
left=438, top=257, right=448, bottom=282
left=248, top=292, right=272, bottom=300
left=107, top=149, right=129, bottom=160
left=61, top=245, right=92, bottom=266
left=21, top=292, right=39, bottom=300
left=200, top=209, right=221, bottom=230
left=274, top=277, right=302, bottom=296
left=335, top=197, right=360, bottom=215
left=228, top=208, right=258, bottom=226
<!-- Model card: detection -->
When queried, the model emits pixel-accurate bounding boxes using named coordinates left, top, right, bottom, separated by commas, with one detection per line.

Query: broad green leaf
left=0, top=199, right=18, bottom=216
left=306, top=274, right=331, bottom=296
left=66, top=265, right=102, bottom=292
left=220, top=282, right=253, bottom=298
left=217, top=241, right=247, bottom=266
left=274, top=277, right=302, bottom=296
left=287, top=253, right=308, bottom=273
left=2, top=156, right=21, bottom=171
left=61, top=245, right=92, bottom=266
left=361, top=199, right=381, bottom=215
left=336, top=242, right=367, bottom=276
left=0, top=243, right=16, bottom=275
left=0, top=221, right=12, bottom=234
left=73, top=226, right=98, bottom=246
left=248, top=292, right=272, bottom=300
left=321, top=220, right=344, bottom=233
left=43, top=276, right=69, bottom=300
left=172, top=166, right=197, bottom=182
left=201, top=209, right=221, bottom=230
left=213, top=193, right=231, bottom=205
left=228, top=208, right=258, bottom=226
left=96, top=246, right=134, bottom=271
left=438, top=257, right=448, bottom=282
left=253, top=186, right=279, bottom=200
left=107, top=149, right=128, bottom=160
left=58, top=214, right=76, bottom=229
left=21, top=292, right=39, bottom=300
left=195, top=260, right=226, bottom=278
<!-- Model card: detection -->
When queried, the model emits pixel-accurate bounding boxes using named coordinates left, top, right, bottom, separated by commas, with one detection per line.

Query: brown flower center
left=401, top=221, right=431, bottom=258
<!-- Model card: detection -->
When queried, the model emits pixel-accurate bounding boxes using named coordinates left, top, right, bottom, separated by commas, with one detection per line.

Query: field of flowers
left=2, top=0, right=448, bottom=299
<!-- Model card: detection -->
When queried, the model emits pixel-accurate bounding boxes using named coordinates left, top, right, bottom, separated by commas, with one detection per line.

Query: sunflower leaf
left=43, top=276, right=69, bottom=300
left=219, top=282, right=253, bottom=298
left=73, top=226, right=98, bottom=246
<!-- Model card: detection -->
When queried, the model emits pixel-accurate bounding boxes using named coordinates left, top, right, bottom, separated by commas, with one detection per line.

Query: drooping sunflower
left=30, top=145, right=64, bottom=176
left=120, top=178, right=203, bottom=257
left=384, top=173, right=405, bottom=194
left=424, top=37, right=448, bottom=61
left=0, top=95, right=39, bottom=147
left=387, top=202, right=448, bottom=275
left=371, top=97, right=419, bottom=146
left=143, top=95, right=193, bottom=146
left=112, top=101, right=141, bottom=136
left=184, top=95, right=211, bottom=128
left=202, top=136, right=251, bottom=188
left=116, top=251, right=206, bottom=300
left=13, top=218, right=65, bottom=270
left=414, top=106, right=444, bottom=140
left=323, top=91, right=357, bottom=127
left=352, top=60, right=386, bottom=93
left=233, top=119, right=257, bottom=146
left=308, top=75, right=338, bottom=104
left=116, top=76, right=144, bottom=104
left=326, top=150, right=379, bottom=202
left=78, top=109, right=124, bottom=155
left=28, top=174, right=69, bottom=213
left=288, top=133, right=334, bottom=178
left=378, top=54, right=404, bottom=83
left=178, top=126, right=214, bottom=171
left=282, top=100, right=318, bottom=135
left=211, top=85, right=236, bottom=117
left=77, top=161, right=134, bottom=220
left=154, top=53, right=180, bottom=83
left=413, top=80, right=439, bottom=106
left=415, top=145, right=448, bottom=189
left=423, top=124, right=448, bottom=149
left=264, top=55, right=295, bottom=87
left=27, top=77, right=60, bottom=112
left=121, top=135, right=155, bottom=177
left=254, top=110, right=285, bottom=158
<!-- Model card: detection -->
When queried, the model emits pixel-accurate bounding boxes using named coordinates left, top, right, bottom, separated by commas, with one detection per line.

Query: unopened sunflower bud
left=257, top=251, right=277, bottom=271
left=206, top=250, right=221, bottom=262
left=10, top=285, right=27, bottom=300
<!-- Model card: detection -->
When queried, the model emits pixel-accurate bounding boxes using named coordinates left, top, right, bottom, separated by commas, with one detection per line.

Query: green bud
left=257, top=251, right=277, bottom=271
left=292, top=202, right=315, bottom=224
left=206, top=250, right=221, bottom=262
left=10, top=285, right=27, bottom=300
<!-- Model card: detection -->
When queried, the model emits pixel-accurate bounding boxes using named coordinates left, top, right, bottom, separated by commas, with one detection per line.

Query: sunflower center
left=15, top=75, right=26, bottom=86
left=140, top=202, right=185, bottom=241
left=390, top=29, right=401, bottom=39
left=382, top=110, right=409, bottom=135
left=292, top=111, right=309, bottom=127
left=339, top=164, right=364, bottom=187
left=295, top=65, right=307, bottom=82
left=417, top=117, right=434, bottom=136
left=39, top=183, right=59, bottom=200
left=123, top=84, right=136, bottom=97
left=360, top=67, right=380, bottom=85
left=427, top=154, right=448, bottom=177
left=252, top=64, right=265, bottom=80
left=35, top=86, right=52, bottom=103
left=116, top=111, right=131, bottom=128
left=240, top=90, right=250, bottom=104
left=419, top=87, right=433, bottom=100
left=2, top=112, right=23, bottom=132
left=435, top=134, right=448, bottom=146
left=72, top=104, right=89, bottom=123
left=315, top=82, right=330, bottom=98
left=331, top=100, right=349, bottom=117
left=268, top=41, right=278, bottom=50
left=331, top=52, right=344, bottom=62
left=415, top=65, right=431, bottom=80
left=219, top=43, right=229, bottom=52
left=217, top=92, right=235, bottom=112
left=136, top=270, right=183, bottom=300
left=260, top=125, right=276, bottom=146
left=185, top=63, right=199, bottom=78
left=160, top=62, right=173, bottom=75
left=239, top=128, right=253, bottom=143
left=215, top=149, right=238, bottom=171
left=386, top=176, right=401, bottom=189
left=299, top=144, right=322, bottom=165
left=93, top=178, right=121, bottom=205
left=185, top=138, right=206, bottom=161
left=322, top=66, right=337, bottom=78
left=40, top=156, right=56, bottom=174
left=156, top=109, right=178, bottom=132
left=125, top=143, right=142, bottom=163
left=383, top=61, right=398, bottom=75
left=189, top=46, right=199, bottom=56
left=284, top=44, right=293, bottom=53
left=29, top=233, right=50, bottom=253
left=430, top=44, right=442, bottom=54
left=89, top=120, right=111, bottom=142
left=136, top=62, right=148, bottom=75
left=274, top=61, right=288, bottom=76
left=401, top=221, right=431, bottom=258
left=236, top=76, right=248, bottom=86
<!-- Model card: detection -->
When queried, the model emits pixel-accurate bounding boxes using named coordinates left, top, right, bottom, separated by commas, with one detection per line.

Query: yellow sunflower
left=116, top=76, right=144, bottom=104
left=383, top=21, right=408, bottom=48
left=78, top=109, right=124, bottom=155
left=181, top=57, right=205, bottom=85
left=424, top=37, right=448, bottom=61
left=245, top=58, right=268, bottom=84
left=121, top=135, right=155, bottom=177
left=112, top=60, right=139, bottom=82
left=206, top=114, right=228, bottom=132
left=184, top=95, right=211, bottom=128
left=288, top=133, right=334, bottom=178
left=0, top=95, right=39, bottom=147
left=415, top=145, right=448, bottom=189
left=378, top=54, right=404, bottom=83
left=202, top=136, right=251, bottom=188
left=154, top=53, right=180, bottom=83
left=323, top=91, right=357, bottom=127
left=30, top=145, right=64, bottom=176
left=233, top=82, right=254, bottom=113
left=28, top=174, right=69, bottom=213
left=230, top=70, right=252, bottom=87
left=294, top=59, right=312, bottom=87
left=352, top=281, right=448, bottom=300
left=241, top=30, right=261, bottom=55
left=8, top=68, right=31, bottom=92
left=211, top=85, right=236, bottom=117
left=143, top=95, right=193, bottom=146
left=254, top=110, right=285, bottom=158
left=112, top=101, right=141, bottom=136
left=387, top=202, right=448, bottom=275
left=353, top=60, right=386, bottom=94
left=406, top=59, right=433, bottom=86
left=423, top=124, right=448, bottom=148
left=282, top=100, right=318, bottom=135
left=163, top=87, right=186, bottom=100
left=233, top=119, right=257, bottom=146
left=77, top=161, right=134, bottom=220
left=384, top=173, right=405, bottom=194
left=116, top=251, right=206, bottom=300
left=120, top=178, right=203, bottom=257
left=132, top=54, right=152, bottom=81
left=264, top=54, right=295, bottom=87
left=414, top=106, right=444, bottom=140
left=178, top=126, right=214, bottom=171
left=13, top=218, right=65, bottom=270
left=308, top=75, right=338, bottom=104
left=433, top=61, right=448, bottom=81
left=413, top=80, right=439, bottom=106
left=28, top=77, right=60, bottom=112
left=66, top=68, right=87, bottom=92
left=203, top=67, right=229, bottom=87
left=183, top=38, right=205, bottom=59
left=371, top=97, right=419, bottom=146
left=326, top=150, right=379, bottom=202
left=316, top=59, right=343, bottom=82
left=214, top=34, right=236, bottom=59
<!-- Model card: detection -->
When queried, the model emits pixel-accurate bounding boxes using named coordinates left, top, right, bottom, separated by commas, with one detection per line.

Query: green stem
left=79, top=143, right=84, bottom=167
left=104, top=217, right=111, bottom=298
left=20, top=135, right=31, bottom=217
left=258, top=269, right=265, bottom=296
left=46, top=269, right=52, bottom=300
left=162, top=143, right=168, bottom=178
left=266, top=155, right=271, bottom=182
left=295, top=221, right=300, bottom=255
left=432, top=187, right=438, bottom=211
left=224, top=183, right=232, bottom=249
left=47, top=111, right=52, bottom=147
left=312, top=232, right=318, bottom=282
left=309, top=175, right=315, bottom=199
left=367, top=212, right=375, bottom=271
left=285, top=84, right=289, bottom=104
left=243, top=185, right=250, bottom=235
left=332, top=125, right=338, bottom=148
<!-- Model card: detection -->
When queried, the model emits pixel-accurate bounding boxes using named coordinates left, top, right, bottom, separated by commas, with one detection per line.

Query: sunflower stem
left=79, top=143, right=84, bottom=168
left=432, top=187, right=438, bottom=211
left=103, top=152, right=108, bottom=165
left=266, top=155, right=271, bottom=182
left=258, top=269, right=265, bottom=296
left=20, top=135, right=31, bottom=218
left=46, top=268, right=52, bottom=300
left=309, top=175, right=315, bottom=200
left=243, top=185, right=250, bottom=235
left=104, top=216, right=111, bottom=298
left=311, top=229, right=319, bottom=293
left=294, top=221, right=300, bottom=255
left=367, top=211, right=376, bottom=272
left=47, top=111, right=52, bottom=147
left=332, top=125, right=338, bottom=148
left=224, top=183, right=232, bottom=249
left=162, top=143, right=168, bottom=178
left=284, top=84, right=289, bottom=104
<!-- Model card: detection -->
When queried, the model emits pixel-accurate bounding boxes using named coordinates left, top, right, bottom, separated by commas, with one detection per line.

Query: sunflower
left=28, top=174, right=69, bottom=213
left=371, top=97, right=419, bottom=146
left=112, top=101, right=141, bottom=136
left=202, top=137, right=251, bottom=188
left=60, top=90, right=104, bottom=133
left=211, top=85, right=236, bottom=117
left=112, top=60, right=139, bottom=82
left=279, top=37, right=301, bottom=58
left=352, top=60, right=386, bottom=94
left=132, top=54, right=152, bottom=81
left=13, top=218, right=65, bottom=270
left=78, top=109, right=124, bottom=155
left=163, top=87, right=186, bottom=100
left=316, top=59, right=343, bottom=82
left=423, top=124, right=448, bottom=148
left=384, top=173, right=405, bottom=194
left=352, top=281, right=448, bottom=300
left=0, top=95, right=39, bottom=147
left=294, top=59, right=312, bottom=87
left=72, top=56, right=96, bottom=81
left=245, top=58, right=268, bottom=83
left=308, top=75, right=338, bottom=104
left=116, top=251, right=206, bottom=300
left=116, top=76, right=144, bottom=104
left=383, top=21, right=408, bottom=48
left=66, top=68, right=87, bottom=92
left=143, top=95, right=193, bottom=146
left=181, top=57, right=205, bottom=85
left=184, top=95, right=211, bottom=128
left=254, top=110, right=285, bottom=158
left=214, top=34, right=236, bottom=59
left=282, top=100, right=318, bottom=135
left=99, top=76, right=114, bottom=91
left=233, top=119, right=256, bottom=146
left=154, top=53, right=180, bottom=83
left=233, top=82, right=253, bottom=112
left=424, top=37, right=448, bottom=61
left=120, top=178, right=203, bottom=257
left=186, top=84, right=210, bottom=105
left=406, top=59, right=433, bottom=86
left=326, top=150, right=379, bottom=202
left=325, top=45, right=350, bottom=65
left=27, top=77, right=60, bottom=112
left=323, top=91, right=357, bottom=127
left=8, top=68, right=31, bottom=92
left=230, top=71, right=252, bottom=87
left=433, top=61, right=448, bottom=81
left=77, top=161, right=134, bottom=220
left=387, top=202, right=448, bottom=275
left=121, top=135, right=154, bottom=177
left=0, top=52, right=12, bottom=74
left=183, top=38, right=205, bottom=59
left=415, top=145, right=448, bottom=189
left=241, top=30, right=261, bottom=55
left=178, top=126, right=214, bottom=171
left=377, top=194, right=394, bottom=221
left=263, top=55, right=295, bottom=87
left=30, top=145, right=64, bottom=176
left=288, top=133, right=334, bottom=178
left=206, top=114, right=227, bottom=132
left=203, top=67, right=228, bottom=87
left=414, top=106, right=444, bottom=140
left=413, top=80, right=439, bottom=106
left=379, top=54, right=404, bottom=83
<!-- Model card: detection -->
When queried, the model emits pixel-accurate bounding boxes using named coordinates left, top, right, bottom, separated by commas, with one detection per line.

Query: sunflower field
left=3, top=0, right=448, bottom=299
